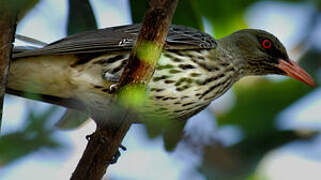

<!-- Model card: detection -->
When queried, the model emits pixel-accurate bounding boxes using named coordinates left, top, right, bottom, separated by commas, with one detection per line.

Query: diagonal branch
left=71, top=0, right=179, bottom=179
left=0, top=2, right=17, bottom=133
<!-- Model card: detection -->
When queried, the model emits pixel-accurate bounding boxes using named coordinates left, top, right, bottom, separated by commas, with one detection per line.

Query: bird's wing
left=13, top=24, right=217, bottom=58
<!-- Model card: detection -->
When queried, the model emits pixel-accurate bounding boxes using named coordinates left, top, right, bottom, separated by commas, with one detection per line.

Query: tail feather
left=15, top=34, right=48, bottom=46
left=13, top=46, right=39, bottom=54
left=8, top=41, right=82, bottom=109
left=9, top=35, right=90, bottom=129
left=6, top=88, right=86, bottom=110
left=55, top=109, right=89, bottom=129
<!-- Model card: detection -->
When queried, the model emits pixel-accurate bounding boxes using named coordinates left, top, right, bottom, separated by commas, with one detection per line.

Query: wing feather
left=13, top=24, right=216, bottom=58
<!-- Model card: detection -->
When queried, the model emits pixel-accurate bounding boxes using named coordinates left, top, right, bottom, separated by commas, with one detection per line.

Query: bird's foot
left=85, top=133, right=94, bottom=141
left=109, top=144, right=127, bottom=164
left=85, top=132, right=109, bottom=144
left=85, top=133, right=127, bottom=165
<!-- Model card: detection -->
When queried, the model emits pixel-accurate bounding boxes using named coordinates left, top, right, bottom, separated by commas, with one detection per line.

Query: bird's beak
left=276, top=59, right=315, bottom=87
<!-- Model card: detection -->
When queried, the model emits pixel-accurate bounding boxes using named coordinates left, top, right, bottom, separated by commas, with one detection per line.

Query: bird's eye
left=262, top=39, right=272, bottom=49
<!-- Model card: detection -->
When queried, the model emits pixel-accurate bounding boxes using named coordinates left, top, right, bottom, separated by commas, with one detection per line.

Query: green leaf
left=130, top=0, right=147, bottom=24
left=67, top=0, right=97, bottom=35
left=199, top=130, right=316, bottom=180
left=4, top=0, right=41, bottom=20
left=172, top=0, right=203, bottom=29
left=218, top=79, right=312, bottom=137
left=0, top=106, right=62, bottom=166
left=194, top=0, right=253, bottom=37
left=130, top=0, right=202, bottom=29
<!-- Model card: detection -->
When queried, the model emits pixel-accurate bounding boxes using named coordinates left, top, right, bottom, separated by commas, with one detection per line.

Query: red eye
left=262, top=39, right=272, bottom=49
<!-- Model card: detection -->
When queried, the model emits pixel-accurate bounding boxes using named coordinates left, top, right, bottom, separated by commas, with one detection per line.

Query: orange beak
left=276, top=59, right=315, bottom=87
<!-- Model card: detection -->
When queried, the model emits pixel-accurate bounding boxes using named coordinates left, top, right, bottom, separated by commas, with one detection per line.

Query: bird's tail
left=7, top=35, right=90, bottom=129
left=15, top=34, right=48, bottom=46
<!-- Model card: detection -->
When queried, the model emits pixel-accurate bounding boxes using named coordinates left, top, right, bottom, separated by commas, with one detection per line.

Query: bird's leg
left=85, top=133, right=93, bottom=141
left=109, top=143, right=127, bottom=164
left=85, top=132, right=127, bottom=164
left=102, top=71, right=121, bottom=94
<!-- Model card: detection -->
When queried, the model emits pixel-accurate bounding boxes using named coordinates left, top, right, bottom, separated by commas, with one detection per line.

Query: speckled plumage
left=7, top=24, right=297, bottom=123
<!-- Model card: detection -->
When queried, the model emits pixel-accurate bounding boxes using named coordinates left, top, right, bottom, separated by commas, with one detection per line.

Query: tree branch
left=0, top=2, right=17, bottom=132
left=71, top=0, right=179, bottom=179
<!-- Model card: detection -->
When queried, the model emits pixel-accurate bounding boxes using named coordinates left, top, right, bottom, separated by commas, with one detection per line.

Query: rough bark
left=70, top=0, right=179, bottom=179
left=0, top=2, right=17, bottom=132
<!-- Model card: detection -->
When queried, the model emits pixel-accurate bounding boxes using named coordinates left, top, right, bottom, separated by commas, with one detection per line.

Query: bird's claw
left=109, top=144, right=127, bottom=165
left=85, top=133, right=109, bottom=144
left=110, top=150, right=120, bottom=164
left=119, top=144, right=127, bottom=151
left=85, top=133, right=126, bottom=165
left=85, top=133, right=94, bottom=141
left=108, top=84, right=119, bottom=94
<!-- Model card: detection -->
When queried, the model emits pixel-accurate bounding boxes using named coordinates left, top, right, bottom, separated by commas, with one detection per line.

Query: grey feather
left=13, top=46, right=39, bottom=54
left=55, top=109, right=90, bottom=130
left=15, top=34, right=48, bottom=46
left=13, top=24, right=216, bottom=58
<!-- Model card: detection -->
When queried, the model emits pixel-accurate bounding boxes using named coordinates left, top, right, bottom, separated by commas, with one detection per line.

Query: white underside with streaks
left=8, top=47, right=240, bottom=121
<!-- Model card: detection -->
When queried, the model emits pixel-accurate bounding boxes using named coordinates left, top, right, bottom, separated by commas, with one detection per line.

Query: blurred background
left=0, top=0, right=321, bottom=179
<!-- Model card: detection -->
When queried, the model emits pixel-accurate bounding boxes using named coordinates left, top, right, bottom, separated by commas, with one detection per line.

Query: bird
left=7, top=24, right=315, bottom=127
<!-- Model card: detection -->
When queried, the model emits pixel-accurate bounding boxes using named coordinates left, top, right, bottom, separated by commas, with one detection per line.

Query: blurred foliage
left=130, top=0, right=247, bottom=37
left=3, top=0, right=321, bottom=179
left=4, top=0, right=40, bottom=20
left=130, top=0, right=203, bottom=29
left=199, top=130, right=317, bottom=180
left=198, top=77, right=317, bottom=177
left=0, top=106, right=62, bottom=166
left=131, top=0, right=321, bottom=37
left=218, top=79, right=312, bottom=137
left=67, top=0, right=97, bottom=36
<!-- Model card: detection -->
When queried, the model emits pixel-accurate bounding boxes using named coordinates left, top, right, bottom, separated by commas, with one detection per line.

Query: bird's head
left=226, top=29, right=315, bottom=87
